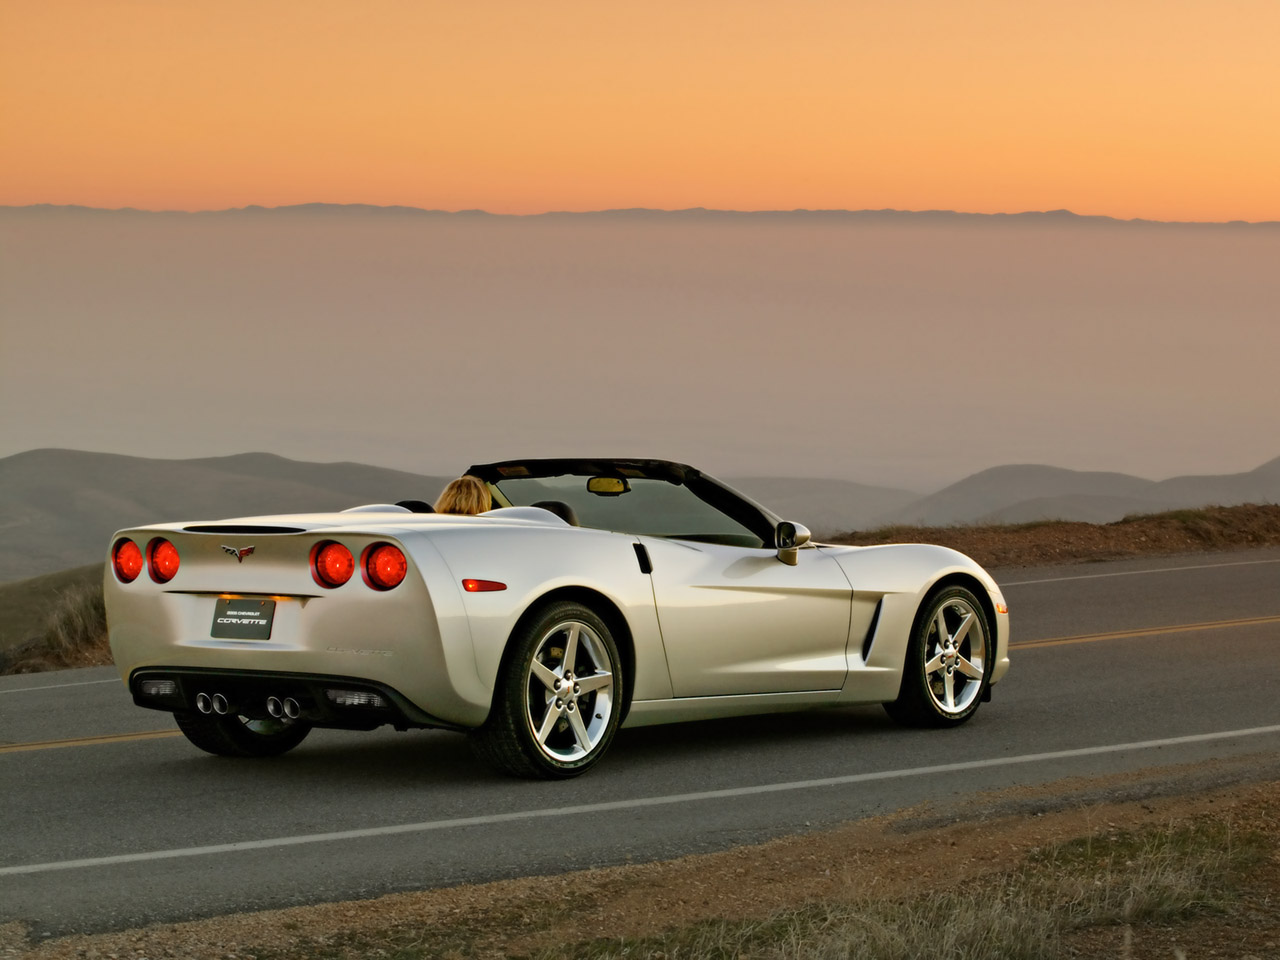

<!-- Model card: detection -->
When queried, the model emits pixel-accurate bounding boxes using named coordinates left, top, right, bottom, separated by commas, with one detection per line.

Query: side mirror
left=775, top=521, right=811, bottom=565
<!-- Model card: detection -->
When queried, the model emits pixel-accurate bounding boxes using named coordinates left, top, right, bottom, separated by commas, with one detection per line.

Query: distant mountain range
left=3, top=203, right=1278, bottom=228
left=2, top=449, right=1279, bottom=582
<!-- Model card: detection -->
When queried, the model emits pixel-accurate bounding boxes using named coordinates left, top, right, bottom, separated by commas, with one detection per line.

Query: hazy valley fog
left=2, top=206, right=1277, bottom=490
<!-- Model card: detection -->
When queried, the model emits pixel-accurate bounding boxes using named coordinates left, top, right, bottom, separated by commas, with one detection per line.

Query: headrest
left=395, top=499, right=436, bottom=514
left=530, top=500, right=580, bottom=526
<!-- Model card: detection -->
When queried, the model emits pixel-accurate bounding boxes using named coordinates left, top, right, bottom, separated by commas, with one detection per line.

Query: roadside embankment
left=831, top=502, right=1280, bottom=568
left=0, top=565, right=107, bottom=675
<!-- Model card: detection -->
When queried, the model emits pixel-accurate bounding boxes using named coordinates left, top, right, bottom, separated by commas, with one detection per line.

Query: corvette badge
left=221, top=545, right=256, bottom=562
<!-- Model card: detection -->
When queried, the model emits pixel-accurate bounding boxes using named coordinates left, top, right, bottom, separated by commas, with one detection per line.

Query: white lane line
left=0, top=678, right=119, bottom=695
left=1003, top=557, right=1280, bottom=586
left=4, top=723, right=1279, bottom=878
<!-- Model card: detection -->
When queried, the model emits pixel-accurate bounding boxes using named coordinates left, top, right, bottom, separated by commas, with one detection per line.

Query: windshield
left=491, top=475, right=765, bottom=547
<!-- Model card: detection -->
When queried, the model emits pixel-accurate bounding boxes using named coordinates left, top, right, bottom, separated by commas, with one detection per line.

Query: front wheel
left=471, top=601, right=624, bottom=779
left=175, top=711, right=312, bottom=757
left=885, top=586, right=992, bottom=727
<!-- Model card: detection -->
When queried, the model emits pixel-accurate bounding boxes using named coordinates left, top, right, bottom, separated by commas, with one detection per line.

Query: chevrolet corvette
left=105, top=458, right=1010, bottom=778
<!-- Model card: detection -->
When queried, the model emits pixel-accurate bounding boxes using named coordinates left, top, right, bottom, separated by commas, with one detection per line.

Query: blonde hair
left=434, top=475, right=491, bottom=516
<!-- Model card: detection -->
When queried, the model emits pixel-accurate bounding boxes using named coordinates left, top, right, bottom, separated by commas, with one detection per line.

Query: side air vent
left=183, top=525, right=306, bottom=534
left=861, top=599, right=883, bottom=662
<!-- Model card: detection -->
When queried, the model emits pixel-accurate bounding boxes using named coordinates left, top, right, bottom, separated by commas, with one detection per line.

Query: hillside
left=887, top=465, right=1151, bottom=526
left=884, top=458, right=1280, bottom=528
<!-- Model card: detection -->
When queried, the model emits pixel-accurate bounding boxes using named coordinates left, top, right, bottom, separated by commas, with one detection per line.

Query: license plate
left=211, top=598, right=275, bottom=640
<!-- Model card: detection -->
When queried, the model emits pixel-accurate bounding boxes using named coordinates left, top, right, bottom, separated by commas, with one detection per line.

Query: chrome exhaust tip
left=195, top=692, right=213, bottom=714
left=211, top=693, right=229, bottom=715
left=266, top=696, right=283, bottom=718
left=282, top=697, right=300, bottom=720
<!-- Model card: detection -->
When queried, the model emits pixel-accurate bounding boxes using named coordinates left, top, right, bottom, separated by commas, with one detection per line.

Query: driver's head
left=434, top=475, right=492, bottom=516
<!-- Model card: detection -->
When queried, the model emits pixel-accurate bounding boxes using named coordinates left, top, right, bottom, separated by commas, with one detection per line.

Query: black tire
left=884, top=585, right=992, bottom=728
left=470, top=600, right=625, bottom=779
left=174, top=711, right=312, bottom=757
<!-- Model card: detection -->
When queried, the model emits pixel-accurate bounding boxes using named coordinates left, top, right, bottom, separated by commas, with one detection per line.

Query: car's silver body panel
left=107, top=496, right=1009, bottom=732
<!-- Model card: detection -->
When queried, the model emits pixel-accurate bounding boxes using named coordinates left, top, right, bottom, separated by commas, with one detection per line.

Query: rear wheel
left=471, top=601, right=623, bottom=779
left=885, top=586, right=991, bottom=727
left=175, top=711, right=312, bottom=757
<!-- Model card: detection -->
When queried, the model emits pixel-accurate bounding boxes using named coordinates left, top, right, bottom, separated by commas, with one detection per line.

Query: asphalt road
left=3, top=547, right=1280, bottom=937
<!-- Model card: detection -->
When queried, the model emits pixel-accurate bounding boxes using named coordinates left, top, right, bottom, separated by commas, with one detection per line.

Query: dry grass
left=0, top=581, right=111, bottom=674
left=533, top=823, right=1255, bottom=960
left=237, top=819, right=1259, bottom=960
left=547, top=895, right=1059, bottom=960
left=0, top=561, right=102, bottom=651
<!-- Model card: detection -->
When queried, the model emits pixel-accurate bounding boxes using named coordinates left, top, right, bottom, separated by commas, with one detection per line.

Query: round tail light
left=113, top=538, right=144, bottom=583
left=147, top=538, right=181, bottom=583
left=363, top=543, right=407, bottom=590
left=312, top=541, right=355, bottom=588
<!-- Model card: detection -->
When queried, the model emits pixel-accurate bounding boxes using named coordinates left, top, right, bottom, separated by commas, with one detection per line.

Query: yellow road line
left=0, top=729, right=182, bottom=754
left=1012, top=615, right=1280, bottom=650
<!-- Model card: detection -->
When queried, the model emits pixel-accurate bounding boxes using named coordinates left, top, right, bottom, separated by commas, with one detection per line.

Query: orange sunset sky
left=2, top=0, right=1278, bottom=220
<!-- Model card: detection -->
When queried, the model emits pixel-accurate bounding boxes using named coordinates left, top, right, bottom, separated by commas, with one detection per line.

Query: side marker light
left=996, top=602, right=1009, bottom=615
left=462, top=579, right=507, bottom=592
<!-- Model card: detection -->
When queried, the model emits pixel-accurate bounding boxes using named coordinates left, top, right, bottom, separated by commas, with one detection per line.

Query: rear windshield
left=491, top=475, right=764, bottom=547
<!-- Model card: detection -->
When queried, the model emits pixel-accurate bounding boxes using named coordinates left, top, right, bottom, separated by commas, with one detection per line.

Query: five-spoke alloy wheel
left=472, top=600, right=624, bottom=778
left=885, top=585, right=992, bottom=727
left=525, top=618, right=617, bottom=763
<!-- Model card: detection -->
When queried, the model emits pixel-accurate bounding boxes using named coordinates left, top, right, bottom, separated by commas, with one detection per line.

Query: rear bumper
left=129, top=666, right=467, bottom=732
left=105, top=531, right=495, bottom=728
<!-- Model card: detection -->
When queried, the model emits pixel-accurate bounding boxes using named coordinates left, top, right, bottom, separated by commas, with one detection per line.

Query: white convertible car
left=105, top=458, right=1010, bottom=778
